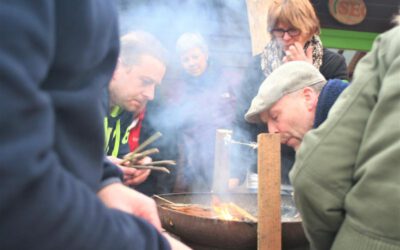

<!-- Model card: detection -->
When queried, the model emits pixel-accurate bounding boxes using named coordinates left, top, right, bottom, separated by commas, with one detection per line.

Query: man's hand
left=107, top=155, right=151, bottom=186
left=283, top=42, right=313, bottom=64
left=98, top=183, right=192, bottom=249
left=122, top=167, right=151, bottom=186
left=97, top=182, right=162, bottom=231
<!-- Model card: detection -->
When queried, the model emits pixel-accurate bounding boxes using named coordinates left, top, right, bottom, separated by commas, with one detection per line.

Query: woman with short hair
left=263, top=0, right=347, bottom=79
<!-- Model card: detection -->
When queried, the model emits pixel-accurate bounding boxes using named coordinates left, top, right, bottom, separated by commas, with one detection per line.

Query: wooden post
left=212, top=129, right=232, bottom=193
left=257, top=133, right=281, bottom=250
left=245, top=0, right=272, bottom=56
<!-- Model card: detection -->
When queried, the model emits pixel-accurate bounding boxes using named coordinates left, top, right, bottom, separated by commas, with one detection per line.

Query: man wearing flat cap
left=245, top=61, right=348, bottom=150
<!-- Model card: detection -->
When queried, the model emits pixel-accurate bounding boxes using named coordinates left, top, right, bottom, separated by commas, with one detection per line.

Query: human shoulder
left=375, top=26, right=400, bottom=62
left=380, top=25, right=400, bottom=42
left=320, top=48, right=348, bottom=80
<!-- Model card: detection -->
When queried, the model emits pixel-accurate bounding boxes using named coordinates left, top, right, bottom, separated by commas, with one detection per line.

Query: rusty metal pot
left=154, top=192, right=308, bottom=250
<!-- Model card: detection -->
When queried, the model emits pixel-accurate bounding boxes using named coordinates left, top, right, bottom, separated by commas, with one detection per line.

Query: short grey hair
left=120, top=31, right=168, bottom=67
left=176, top=32, right=208, bottom=55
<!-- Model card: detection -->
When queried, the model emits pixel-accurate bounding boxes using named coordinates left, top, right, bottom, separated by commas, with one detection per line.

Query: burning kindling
left=212, top=196, right=257, bottom=222
left=156, top=195, right=257, bottom=223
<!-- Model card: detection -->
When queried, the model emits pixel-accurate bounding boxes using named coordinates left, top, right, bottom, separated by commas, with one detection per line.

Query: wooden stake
left=245, top=0, right=272, bottom=56
left=257, top=133, right=281, bottom=250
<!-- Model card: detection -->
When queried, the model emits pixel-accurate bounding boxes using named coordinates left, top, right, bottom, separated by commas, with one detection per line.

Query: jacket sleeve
left=0, top=2, right=170, bottom=250
left=101, top=157, right=124, bottom=189
left=289, top=33, right=387, bottom=250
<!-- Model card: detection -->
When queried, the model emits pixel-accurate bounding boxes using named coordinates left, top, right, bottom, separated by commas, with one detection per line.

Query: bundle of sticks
left=121, top=132, right=176, bottom=174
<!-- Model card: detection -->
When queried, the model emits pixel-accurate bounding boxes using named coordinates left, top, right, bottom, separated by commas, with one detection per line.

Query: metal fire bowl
left=154, top=192, right=308, bottom=250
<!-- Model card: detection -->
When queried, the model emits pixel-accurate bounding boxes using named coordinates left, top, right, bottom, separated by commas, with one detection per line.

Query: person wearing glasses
left=229, top=0, right=348, bottom=189
left=262, top=0, right=348, bottom=78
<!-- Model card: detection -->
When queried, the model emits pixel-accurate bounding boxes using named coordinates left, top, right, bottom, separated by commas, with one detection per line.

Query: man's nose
left=142, top=84, right=155, bottom=100
left=267, top=122, right=279, bottom=134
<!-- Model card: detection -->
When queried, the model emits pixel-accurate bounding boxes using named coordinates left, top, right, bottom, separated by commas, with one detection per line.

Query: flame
left=213, top=204, right=235, bottom=220
left=212, top=196, right=240, bottom=221
left=211, top=195, right=257, bottom=222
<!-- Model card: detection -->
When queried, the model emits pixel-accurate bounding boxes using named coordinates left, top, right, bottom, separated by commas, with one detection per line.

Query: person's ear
left=302, top=87, right=318, bottom=111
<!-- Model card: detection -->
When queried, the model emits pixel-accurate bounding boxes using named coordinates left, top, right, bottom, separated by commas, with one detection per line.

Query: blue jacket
left=0, top=1, right=169, bottom=249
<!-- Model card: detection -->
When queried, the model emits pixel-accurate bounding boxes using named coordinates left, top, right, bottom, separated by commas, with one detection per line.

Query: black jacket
left=0, top=1, right=169, bottom=249
left=231, top=48, right=348, bottom=185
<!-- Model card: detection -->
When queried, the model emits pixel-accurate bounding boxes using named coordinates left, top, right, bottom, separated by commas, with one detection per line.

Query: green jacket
left=290, top=25, right=400, bottom=250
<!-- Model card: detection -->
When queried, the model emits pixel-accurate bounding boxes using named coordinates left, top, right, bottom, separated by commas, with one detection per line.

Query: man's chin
left=124, top=104, right=142, bottom=113
left=285, top=139, right=300, bottom=150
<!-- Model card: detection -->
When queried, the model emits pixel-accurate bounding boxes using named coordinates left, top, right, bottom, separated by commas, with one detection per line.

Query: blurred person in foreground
left=0, top=1, right=189, bottom=249
left=289, top=18, right=400, bottom=250
left=172, top=32, right=236, bottom=192
left=104, top=31, right=177, bottom=196
left=230, top=0, right=348, bottom=188
left=245, top=61, right=348, bottom=151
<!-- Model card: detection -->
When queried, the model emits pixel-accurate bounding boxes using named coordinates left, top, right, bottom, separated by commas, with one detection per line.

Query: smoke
left=116, top=0, right=255, bottom=193
left=117, top=0, right=252, bottom=67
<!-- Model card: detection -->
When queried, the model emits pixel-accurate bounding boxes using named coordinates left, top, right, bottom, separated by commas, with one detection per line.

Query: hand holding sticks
left=121, top=148, right=160, bottom=165
left=129, top=160, right=176, bottom=174
left=122, top=132, right=175, bottom=174
left=129, top=165, right=171, bottom=174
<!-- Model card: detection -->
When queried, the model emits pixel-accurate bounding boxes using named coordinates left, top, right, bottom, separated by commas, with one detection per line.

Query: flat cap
left=245, top=61, right=326, bottom=123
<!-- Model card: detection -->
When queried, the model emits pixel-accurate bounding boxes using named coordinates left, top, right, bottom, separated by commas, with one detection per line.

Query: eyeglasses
left=271, top=28, right=301, bottom=38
